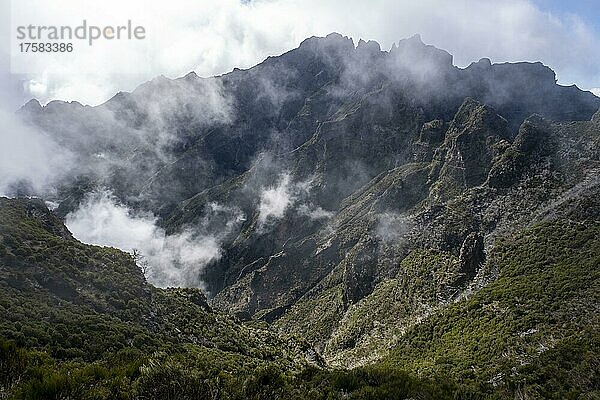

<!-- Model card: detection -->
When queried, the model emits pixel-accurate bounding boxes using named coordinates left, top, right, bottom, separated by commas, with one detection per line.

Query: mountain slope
left=0, top=197, right=487, bottom=399
left=272, top=104, right=600, bottom=364
left=2, top=195, right=598, bottom=398
left=0, top=198, right=320, bottom=398
left=4, top=32, right=600, bottom=399
left=385, top=217, right=600, bottom=399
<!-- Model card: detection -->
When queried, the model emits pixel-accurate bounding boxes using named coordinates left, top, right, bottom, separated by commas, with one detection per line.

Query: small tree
left=131, top=248, right=149, bottom=278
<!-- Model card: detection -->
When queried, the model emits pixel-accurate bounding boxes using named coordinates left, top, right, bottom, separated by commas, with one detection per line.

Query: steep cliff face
left=428, top=98, right=511, bottom=201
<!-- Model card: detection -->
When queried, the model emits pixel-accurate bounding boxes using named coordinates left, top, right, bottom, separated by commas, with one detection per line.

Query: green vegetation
left=0, top=197, right=468, bottom=399
left=1, top=195, right=598, bottom=399
left=326, top=249, right=460, bottom=365
left=0, top=198, right=298, bottom=363
left=2, top=336, right=475, bottom=400
left=385, top=220, right=600, bottom=399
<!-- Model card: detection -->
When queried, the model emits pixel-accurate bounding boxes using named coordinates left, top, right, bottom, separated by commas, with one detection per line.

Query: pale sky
left=1, top=0, right=599, bottom=110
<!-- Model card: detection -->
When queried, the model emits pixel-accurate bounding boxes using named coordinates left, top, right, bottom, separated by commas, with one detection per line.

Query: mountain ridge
left=2, top=32, right=600, bottom=399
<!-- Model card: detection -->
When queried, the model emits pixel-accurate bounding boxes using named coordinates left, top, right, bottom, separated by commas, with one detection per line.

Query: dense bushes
left=0, top=338, right=471, bottom=400
left=385, top=220, right=600, bottom=399
left=1, top=198, right=598, bottom=398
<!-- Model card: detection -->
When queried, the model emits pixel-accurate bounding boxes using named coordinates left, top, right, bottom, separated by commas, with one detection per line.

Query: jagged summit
left=468, top=57, right=492, bottom=69
left=391, top=33, right=453, bottom=66
left=297, top=32, right=355, bottom=54
left=356, top=38, right=381, bottom=51
left=180, top=70, right=200, bottom=81
left=19, top=33, right=598, bottom=125
left=14, top=33, right=600, bottom=217
left=20, top=98, right=42, bottom=112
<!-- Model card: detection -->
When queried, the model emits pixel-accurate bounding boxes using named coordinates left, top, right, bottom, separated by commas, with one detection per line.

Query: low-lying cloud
left=297, top=203, right=334, bottom=220
left=0, top=109, right=73, bottom=196
left=258, top=173, right=294, bottom=225
left=257, top=172, right=329, bottom=228
left=375, top=212, right=411, bottom=244
left=65, top=190, right=240, bottom=290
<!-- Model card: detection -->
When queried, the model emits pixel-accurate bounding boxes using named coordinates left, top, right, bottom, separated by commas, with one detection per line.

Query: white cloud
left=65, top=190, right=225, bottom=289
left=256, top=172, right=323, bottom=227
left=591, top=88, right=600, bottom=97
left=0, top=109, right=74, bottom=196
left=2, top=0, right=599, bottom=106
left=258, top=173, right=293, bottom=224
left=375, top=212, right=411, bottom=244
left=297, top=204, right=333, bottom=220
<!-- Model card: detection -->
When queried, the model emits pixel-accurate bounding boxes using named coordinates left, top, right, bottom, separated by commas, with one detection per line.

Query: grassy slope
left=384, top=219, right=600, bottom=399
left=0, top=198, right=306, bottom=398
left=0, top=197, right=463, bottom=399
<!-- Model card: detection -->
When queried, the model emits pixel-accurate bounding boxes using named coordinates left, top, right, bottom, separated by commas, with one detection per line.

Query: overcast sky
left=1, top=0, right=599, bottom=111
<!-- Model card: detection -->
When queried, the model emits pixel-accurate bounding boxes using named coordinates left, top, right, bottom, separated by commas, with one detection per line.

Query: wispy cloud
left=258, top=173, right=294, bottom=225
left=375, top=212, right=411, bottom=244
left=0, top=109, right=73, bottom=196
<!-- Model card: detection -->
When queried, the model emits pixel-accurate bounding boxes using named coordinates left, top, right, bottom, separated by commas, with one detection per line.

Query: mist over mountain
left=9, top=33, right=599, bottom=285
left=12, top=34, right=599, bottom=212
left=1, top=33, right=599, bottom=399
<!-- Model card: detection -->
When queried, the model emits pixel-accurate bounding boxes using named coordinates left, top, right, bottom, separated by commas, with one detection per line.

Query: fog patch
left=130, top=75, right=234, bottom=130
left=297, top=203, right=333, bottom=220
left=258, top=173, right=294, bottom=225
left=375, top=212, right=410, bottom=244
left=65, top=190, right=241, bottom=290
left=256, top=172, right=320, bottom=228
left=256, top=69, right=301, bottom=114
left=0, top=109, right=74, bottom=196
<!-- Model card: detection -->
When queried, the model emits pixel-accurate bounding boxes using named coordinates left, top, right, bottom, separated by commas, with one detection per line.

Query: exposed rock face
left=487, top=115, right=555, bottom=189
left=457, top=232, right=485, bottom=284
left=512, top=115, right=555, bottom=156
left=428, top=98, right=510, bottom=201
left=413, top=119, right=447, bottom=162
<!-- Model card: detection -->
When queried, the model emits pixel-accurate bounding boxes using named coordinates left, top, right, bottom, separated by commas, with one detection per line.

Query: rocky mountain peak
left=356, top=38, right=381, bottom=54
left=297, top=32, right=355, bottom=55
left=468, top=57, right=492, bottom=70
left=391, top=33, right=453, bottom=68
left=21, top=98, right=42, bottom=113
left=448, top=97, right=510, bottom=140
left=512, top=114, right=553, bottom=154
left=486, top=114, right=556, bottom=189
left=429, top=98, right=510, bottom=200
